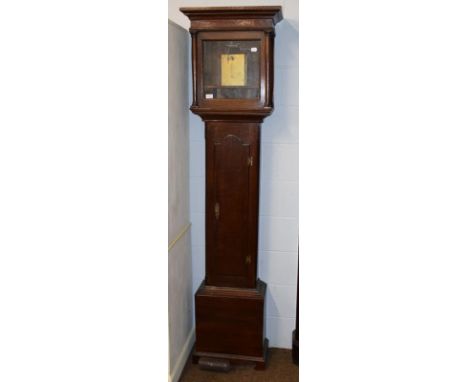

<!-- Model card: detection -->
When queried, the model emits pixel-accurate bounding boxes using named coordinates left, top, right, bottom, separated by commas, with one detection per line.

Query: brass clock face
left=221, top=54, right=246, bottom=86
left=203, top=40, right=261, bottom=100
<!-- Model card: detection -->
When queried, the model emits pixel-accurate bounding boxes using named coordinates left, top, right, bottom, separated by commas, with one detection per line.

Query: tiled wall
left=259, top=17, right=299, bottom=348
left=168, top=20, right=193, bottom=377
left=186, top=2, right=299, bottom=349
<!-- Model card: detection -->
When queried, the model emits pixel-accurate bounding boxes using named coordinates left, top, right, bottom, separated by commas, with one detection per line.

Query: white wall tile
left=259, top=250, right=298, bottom=285
left=262, top=106, right=299, bottom=144
left=189, top=141, right=205, bottom=178
left=266, top=316, right=296, bottom=349
left=261, top=143, right=299, bottom=182
left=191, top=244, right=205, bottom=324
left=275, top=66, right=299, bottom=107
left=189, top=113, right=204, bottom=142
left=266, top=284, right=297, bottom=318
left=189, top=177, right=205, bottom=214
left=190, top=212, right=205, bottom=247
left=259, top=216, right=298, bottom=252
left=259, top=180, right=298, bottom=218
left=274, top=21, right=299, bottom=68
left=191, top=245, right=205, bottom=293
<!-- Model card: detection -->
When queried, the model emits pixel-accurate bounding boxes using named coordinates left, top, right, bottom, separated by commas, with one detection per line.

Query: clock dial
left=203, top=40, right=260, bottom=99
left=221, top=54, right=246, bottom=86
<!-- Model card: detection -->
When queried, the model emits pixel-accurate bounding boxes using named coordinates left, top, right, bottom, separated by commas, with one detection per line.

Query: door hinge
left=245, top=255, right=252, bottom=265
left=247, top=156, right=254, bottom=167
left=214, top=202, right=220, bottom=220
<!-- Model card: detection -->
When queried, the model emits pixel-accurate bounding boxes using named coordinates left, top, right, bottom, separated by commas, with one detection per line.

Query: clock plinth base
left=193, top=279, right=268, bottom=370
left=193, top=339, right=269, bottom=371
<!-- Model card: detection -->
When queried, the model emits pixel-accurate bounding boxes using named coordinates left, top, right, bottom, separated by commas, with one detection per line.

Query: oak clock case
left=181, top=6, right=283, bottom=370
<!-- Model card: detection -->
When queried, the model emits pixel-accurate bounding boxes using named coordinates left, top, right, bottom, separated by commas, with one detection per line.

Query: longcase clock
left=180, top=6, right=283, bottom=370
